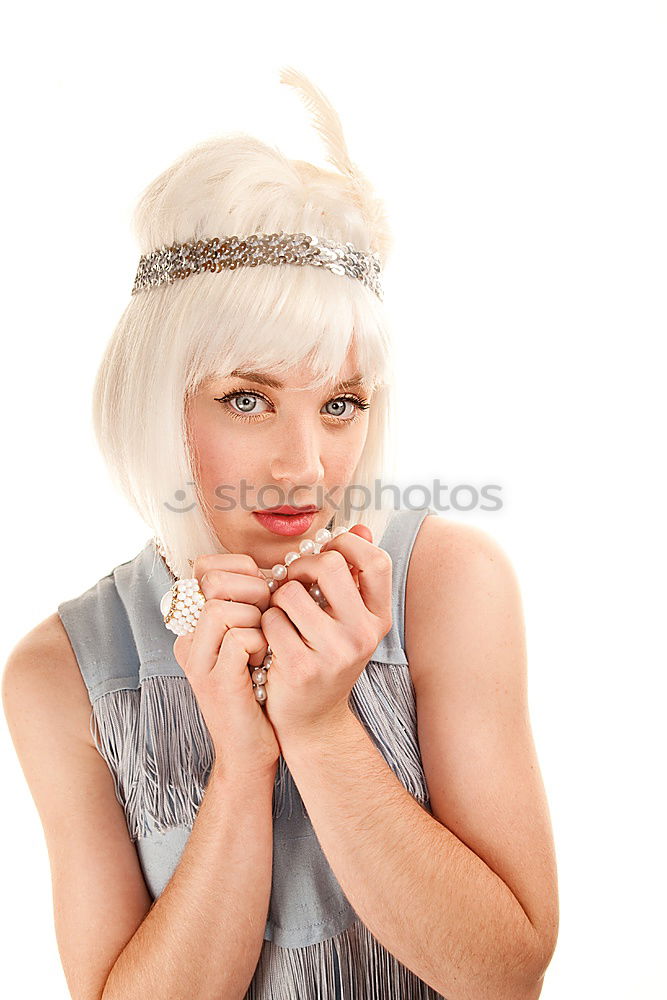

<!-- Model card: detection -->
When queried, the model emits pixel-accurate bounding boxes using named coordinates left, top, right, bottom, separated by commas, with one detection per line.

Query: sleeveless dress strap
left=58, top=563, right=142, bottom=701
left=372, top=504, right=436, bottom=665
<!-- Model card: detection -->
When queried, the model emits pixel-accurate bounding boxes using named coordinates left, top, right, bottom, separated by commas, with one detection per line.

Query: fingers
left=192, top=552, right=264, bottom=582
left=345, top=525, right=371, bottom=587
left=268, top=579, right=337, bottom=649
left=174, top=599, right=265, bottom=682
left=215, top=624, right=269, bottom=683
left=320, top=526, right=392, bottom=620
left=199, top=567, right=271, bottom=612
left=282, top=550, right=361, bottom=622
left=191, top=554, right=271, bottom=606
left=349, top=524, right=372, bottom=543
left=261, top=603, right=315, bottom=662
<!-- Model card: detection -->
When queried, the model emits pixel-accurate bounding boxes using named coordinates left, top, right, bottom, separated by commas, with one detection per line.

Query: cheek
left=325, top=425, right=368, bottom=478
left=189, top=412, right=251, bottom=496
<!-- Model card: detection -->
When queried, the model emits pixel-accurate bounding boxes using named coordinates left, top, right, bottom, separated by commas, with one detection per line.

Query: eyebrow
left=228, top=369, right=369, bottom=393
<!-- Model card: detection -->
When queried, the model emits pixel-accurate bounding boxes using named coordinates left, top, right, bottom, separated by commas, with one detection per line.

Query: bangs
left=157, top=262, right=393, bottom=396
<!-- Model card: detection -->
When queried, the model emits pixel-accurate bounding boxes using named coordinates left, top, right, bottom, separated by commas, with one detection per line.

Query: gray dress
left=58, top=506, right=446, bottom=999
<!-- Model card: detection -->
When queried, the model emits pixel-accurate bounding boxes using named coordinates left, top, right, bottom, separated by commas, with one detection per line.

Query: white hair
left=92, top=68, right=399, bottom=578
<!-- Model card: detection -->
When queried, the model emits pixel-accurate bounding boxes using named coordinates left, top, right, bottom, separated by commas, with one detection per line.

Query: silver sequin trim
left=132, top=231, right=383, bottom=300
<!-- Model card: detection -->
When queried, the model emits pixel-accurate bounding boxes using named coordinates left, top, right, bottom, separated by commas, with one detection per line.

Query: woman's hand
left=260, top=524, right=393, bottom=749
left=172, top=553, right=279, bottom=781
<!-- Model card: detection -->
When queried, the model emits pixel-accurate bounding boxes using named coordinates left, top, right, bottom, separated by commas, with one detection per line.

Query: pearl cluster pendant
left=159, top=578, right=206, bottom=635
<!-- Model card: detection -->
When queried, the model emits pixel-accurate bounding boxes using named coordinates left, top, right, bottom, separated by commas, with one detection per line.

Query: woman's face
left=187, top=348, right=373, bottom=570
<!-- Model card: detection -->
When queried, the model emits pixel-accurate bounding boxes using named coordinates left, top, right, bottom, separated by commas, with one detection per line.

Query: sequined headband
left=131, top=231, right=383, bottom=300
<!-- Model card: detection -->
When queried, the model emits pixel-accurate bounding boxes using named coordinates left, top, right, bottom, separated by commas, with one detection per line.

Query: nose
left=270, top=423, right=325, bottom=496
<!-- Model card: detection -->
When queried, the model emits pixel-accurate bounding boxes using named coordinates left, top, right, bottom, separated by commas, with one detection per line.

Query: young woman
left=2, top=68, right=558, bottom=1000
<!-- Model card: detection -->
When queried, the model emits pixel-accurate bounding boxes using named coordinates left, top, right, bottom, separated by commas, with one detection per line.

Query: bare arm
left=266, top=516, right=558, bottom=1000
left=2, top=613, right=276, bottom=1000
left=102, top=763, right=276, bottom=1000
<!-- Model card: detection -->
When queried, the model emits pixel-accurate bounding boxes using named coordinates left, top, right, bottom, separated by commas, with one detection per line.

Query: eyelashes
left=214, top=387, right=371, bottom=425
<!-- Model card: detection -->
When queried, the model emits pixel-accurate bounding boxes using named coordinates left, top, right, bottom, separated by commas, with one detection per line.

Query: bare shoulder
left=2, top=611, right=95, bottom=751
left=405, top=514, right=521, bottom=680
left=410, top=512, right=517, bottom=576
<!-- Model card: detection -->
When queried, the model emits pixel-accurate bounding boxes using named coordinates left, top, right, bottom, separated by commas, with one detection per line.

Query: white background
left=1, top=2, right=665, bottom=997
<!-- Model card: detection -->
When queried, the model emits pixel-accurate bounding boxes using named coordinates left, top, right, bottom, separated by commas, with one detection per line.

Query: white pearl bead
left=254, top=685, right=267, bottom=704
left=313, top=543, right=322, bottom=554
left=298, top=538, right=316, bottom=554
left=271, top=563, right=287, bottom=581
left=284, top=551, right=300, bottom=565
left=332, top=525, right=348, bottom=537
left=315, top=528, right=332, bottom=543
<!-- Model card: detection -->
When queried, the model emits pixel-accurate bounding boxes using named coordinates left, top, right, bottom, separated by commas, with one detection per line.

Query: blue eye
left=322, top=396, right=369, bottom=420
left=220, top=391, right=269, bottom=416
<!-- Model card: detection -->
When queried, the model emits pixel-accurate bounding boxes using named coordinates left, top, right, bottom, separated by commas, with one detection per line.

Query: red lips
left=260, top=505, right=319, bottom=514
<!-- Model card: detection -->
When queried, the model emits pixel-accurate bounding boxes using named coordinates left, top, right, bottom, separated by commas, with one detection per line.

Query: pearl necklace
left=155, top=521, right=350, bottom=703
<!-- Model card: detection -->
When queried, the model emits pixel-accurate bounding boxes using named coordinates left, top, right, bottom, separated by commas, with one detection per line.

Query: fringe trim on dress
left=246, top=918, right=446, bottom=999
left=89, top=660, right=431, bottom=842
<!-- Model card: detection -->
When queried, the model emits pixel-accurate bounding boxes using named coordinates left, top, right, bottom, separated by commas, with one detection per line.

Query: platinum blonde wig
left=92, top=67, right=399, bottom=579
